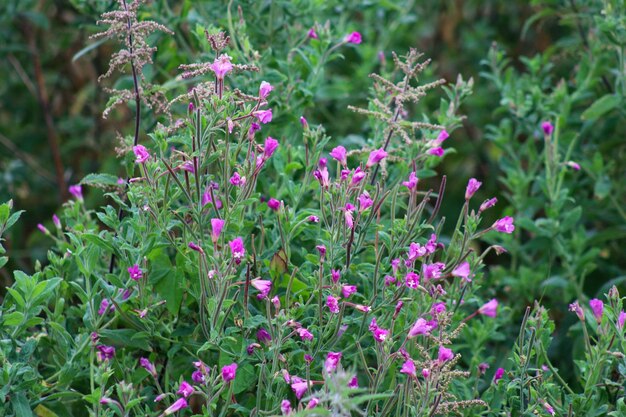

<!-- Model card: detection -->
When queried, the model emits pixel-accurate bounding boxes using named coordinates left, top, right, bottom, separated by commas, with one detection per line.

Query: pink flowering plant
left=1, top=2, right=625, bottom=417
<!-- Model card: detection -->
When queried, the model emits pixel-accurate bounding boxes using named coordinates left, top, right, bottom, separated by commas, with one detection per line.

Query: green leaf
left=83, top=234, right=115, bottom=254
left=3, top=311, right=25, bottom=326
left=581, top=94, right=621, bottom=121
left=11, top=392, right=34, bottom=417
left=0, top=256, right=8, bottom=269
left=80, top=173, right=121, bottom=187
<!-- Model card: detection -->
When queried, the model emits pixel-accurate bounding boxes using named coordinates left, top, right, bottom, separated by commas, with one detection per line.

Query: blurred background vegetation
left=1, top=0, right=625, bottom=385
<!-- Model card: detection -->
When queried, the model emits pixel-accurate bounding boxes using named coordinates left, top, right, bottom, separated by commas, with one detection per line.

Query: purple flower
left=221, top=363, right=238, bottom=382
left=180, top=160, right=195, bottom=173
left=493, top=367, right=505, bottom=383
left=259, top=81, right=273, bottom=99
left=210, top=54, right=233, bottom=79
left=345, top=31, right=362, bottom=44
left=326, top=295, right=340, bottom=314
left=192, top=370, right=205, bottom=384
left=330, top=146, right=347, bottom=165
left=229, top=237, right=245, bottom=260
left=465, top=178, right=482, bottom=200
left=394, top=301, right=404, bottom=318
left=618, top=311, right=626, bottom=330
left=177, top=380, right=194, bottom=398
left=281, top=399, right=292, bottom=415
left=264, top=137, right=279, bottom=158
left=291, top=377, right=308, bottom=399
left=229, top=171, right=246, bottom=187
left=428, top=147, right=444, bottom=157
left=308, top=215, right=320, bottom=223
left=493, top=216, right=515, bottom=233
left=271, top=296, right=280, bottom=310
left=300, top=116, right=308, bottom=129
left=211, top=218, right=225, bottom=243
left=52, top=214, right=61, bottom=229
left=351, top=167, right=366, bottom=184
left=479, top=197, right=498, bottom=213
left=324, top=352, right=342, bottom=374
left=254, top=109, right=273, bottom=124
left=543, top=402, right=555, bottom=416
left=307, top=397, right=320, bottom=409
left=128, top=264, right=142, bottom=281
left=541, top=121, right=554, bottom=135
left=140, top=357, right=157, bottom=377
left=98, top=299, right=110, bottom=316
left=69, top=184, right=83, bottom=200
left=163, top=398, right=188, bottom=416
left=589, top=299, right=604, bottom=323
left=250, top=279, right=272, bottom=299
left=257, top=328, right=272, bottom=344
left=343, top=204, right=354, bottom=229
left=267, top=198, right=281, bottom=211
left=451, top=261, right=471, bottom=281
left=478, top=299, right=498, bottom=318
left=307, top=28, right=319, bottom=39
left=437, top=346, right=454, bottom=363
left=348, top=376, right=359, bottom=388
left=435, top=130, right=449, bottom=145
left=37, top=224, right=49, bottom=235
left=478, top=362, right=490, bottom=375
left=188, top=241, right=204, bottom=254
left=431, top=302, right=446, bottom=315
left=400, top=359, right=416, bottom=377
left=567, top=161, right=581, bottom=170
left=331, top=269, right=341, bottom=283
left=373, top=327, right=389, bottom=342
left=366, top=148, right=388, bottom=168
left=421, top=368, right=431, bottom=378
left=402, top=171, right=418, bottom=190
left=96, top=345, right=116, bottom=361
left=249, top=122, right=261, bottom=139
left=316, top=245, right=326, bottom=258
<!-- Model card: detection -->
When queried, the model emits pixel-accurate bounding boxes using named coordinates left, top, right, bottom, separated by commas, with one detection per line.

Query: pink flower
left=326, top=295, right=340, bottom=313
left=479, top=197, right=497, bottom=213
left=264, top=137, right=279, bottom=158
left=229, top=237, right=245, bottom=260
left=431, top=302, right=446, bottom=315
left=188, top=241, right=204, bottom=254
left=330, top=146, right=347, bottom=165
left=316, top=245, right=326, bottom=258
left=358, top=192, right=373, bottom=212
left=478, top=299, right=498, bottom=318
left=343, top=204, right=355, bottom=229
left=307, top=398, right=320, bottom=409
left=210, top=218, right=225, bottom=243
left=177, top=381, right=194, bottom=398
left=308, top=215, right=320, bottom=223
left=408, top=242, right=427, bottom=261
left=324, top=352, right=342, bottom=374
left=69, top=184, right=83, bottom=200
left=351, top=167, right=366, bottom=184
left=140, top=357, right=157, bottom=377
left=341, top=285, right=357, bottom=298
left=543, top=402, right=555, bottom=416
left=267, top=198, right=281, bottom=211
left=366, top=148, right=388, bottom=168
left=132, top=145, right=150, bottom=163
left=291, top=377, right=309, bottom=399
left=180, top=161, right=195, bottom=173
left=589, top=299, right=604, bottom=323
left=394, top=301, right=404, bottom=318
left=345, top=31, right=362, bottom=44
left=227, top=118, right=234, bottom=133
left=421, top=368, right=431, bottom=378
left=541, top=121, right=554, bottom=135
left=259, top=81, right=273, bottom=99
left=300, top=116, right=308, bottom=128
left=423, top=262, right=445, bottom=280
left=202, top=189, right=223, bottom=209
left=354, top=304, right=371, bottom=313
left=221, top=363, right=238, bottom=382
left=257, top=328, right=272, bottom=344
left=271, top=296, right=280, bottom=310
left=493, top=367, right=505, bottom=383
left=408, top=318, right=433, bottom=338
left=618, top=311, right=626, bottom=330
left=307, top=28, right=319, bottom=39
left=254, top=109, right=273, bottom=124
left=128, top=264, right=142, bottom=281
left=373, top=327, right=389, bottom=342
left=493, top=216, right=515, bottom=233
left=400, top=359, right=416, bottom=377
left=249, top=122, right=261, bottom=139
left=314, top=165, right=330, bottom=188
left=37, top=224, right=49, bottom=235
left=98, top=299, right=110, bottom=316
left=331, top=270, right=341, bottom=283
left=281, top=399, right=292, bottom=415
left=478, top=362, right=490, bottom=374
left=251, top=278, right=272, bottom=299
left=296, top=327, right=314, bottom=341
left=428, top=147, right=444, bottom=157
left=52, top=214, right=61, bottom=229
left=163, top=398, right=188, bottom=415
left=402, top=172, right=418, bottom=190
left=405, top=272, right=420, bottom=289
left=435, top=130, right=449, bottom=145
left=229, top=171, right=246, bottom=187
left=465, top=178, right=482, bottom=200
left=437, top=346, right=454, bottom=363
left=210, top=54, right=233, bottom=79
left=348, top=376, right=358, bottom=388
left=569, top=301, right=585, bottom=321
left=567, top=161, right=581, bottom=170
left=451, top=261, right=471, bottom=281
